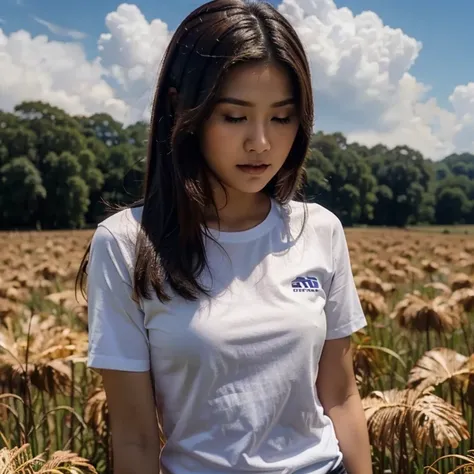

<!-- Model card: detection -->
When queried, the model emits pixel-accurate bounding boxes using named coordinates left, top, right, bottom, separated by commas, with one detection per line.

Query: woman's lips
left=236, top=164, right=270, bottom=175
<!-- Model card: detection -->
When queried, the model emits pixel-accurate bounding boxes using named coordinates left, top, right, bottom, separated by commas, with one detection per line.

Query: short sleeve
left=87, top=224, right=150, bottom=372
left=324, top=217, right=367, bottom=340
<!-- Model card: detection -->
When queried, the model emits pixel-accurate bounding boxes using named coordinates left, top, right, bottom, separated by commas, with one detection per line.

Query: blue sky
left=2, top=0, right=473, bottom=110
left=1, top=0, right=474, bottom=159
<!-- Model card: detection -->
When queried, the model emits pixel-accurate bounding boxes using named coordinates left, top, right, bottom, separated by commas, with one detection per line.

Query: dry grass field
left=0, top=226, right=473, bottom=473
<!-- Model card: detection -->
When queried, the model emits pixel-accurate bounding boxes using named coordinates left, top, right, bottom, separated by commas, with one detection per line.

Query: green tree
left=101, top=144, right=142, bottom=206
left=338, top=183, right=361, bottom=224
left=0, top=110, right=20, bottom=129
left=77, top=149, right=106, bottom=223
left=370, top=146, right=430, bottom=227
left=40, top=151, right=89, bottom=228
left=435, top=187, right=470, bottom=225
left=0, top=157, right=46, bottom=228
left=78, top=149, right=104, bottom=192
left=304, top=148, right=333, bottom=205
left=85, top=137, right=110, bottom=170
left=14, top=101, right=80, bottom=135
left=0, top=146, right=8, bottom=167
left=372, top=184, right=393, bottom=226
left=417, top=191, right=436, bottom=225
left=126, top=121, right=148, bottom=148
left=434, top=162, right=451, bottom=181
left=0, top=126, right=37, bottom=159
left=2, top=100, right=474, bottom=230
left=61, top=176, right=90, bottom=228
left=37, top=126, right=86, bottom=161
left=308, top=133, right=377, bottom=225
left=78, top=113, right=127, bottom=147
left=443, top=153, right=474, bottom=179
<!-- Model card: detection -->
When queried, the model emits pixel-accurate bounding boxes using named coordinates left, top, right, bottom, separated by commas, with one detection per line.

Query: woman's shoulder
left=287, top=199, right=342, bottom=232
left=91, top=206, right=144, bottom=260
left=98, top=206, right=143, bottom=236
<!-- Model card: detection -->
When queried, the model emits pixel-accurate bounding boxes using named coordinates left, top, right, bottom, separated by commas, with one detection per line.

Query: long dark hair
left=77, top=0, right=314, bottom=303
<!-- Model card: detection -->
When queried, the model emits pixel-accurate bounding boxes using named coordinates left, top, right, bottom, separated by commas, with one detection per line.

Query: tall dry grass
left=0, top=227, right=473, bottom=473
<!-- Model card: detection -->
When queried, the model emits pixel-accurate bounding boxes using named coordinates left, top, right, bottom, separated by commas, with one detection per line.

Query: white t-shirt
left=87, top=199, right=367, bottom=474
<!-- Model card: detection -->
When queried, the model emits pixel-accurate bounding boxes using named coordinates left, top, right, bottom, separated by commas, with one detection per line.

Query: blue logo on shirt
left=292, top=276, right=320, bottom=292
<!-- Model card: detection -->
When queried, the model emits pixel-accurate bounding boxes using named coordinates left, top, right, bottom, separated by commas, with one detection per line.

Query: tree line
left=1, top=101, right=473, bottom=230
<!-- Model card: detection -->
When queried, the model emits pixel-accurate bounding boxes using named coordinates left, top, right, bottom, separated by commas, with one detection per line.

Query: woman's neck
left=205, top=190, right=271, bottom=232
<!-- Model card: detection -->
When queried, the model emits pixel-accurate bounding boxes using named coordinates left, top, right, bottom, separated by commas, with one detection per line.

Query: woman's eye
left=223, top=116, right=293, bottom=124
left=272, top=117, right=292, bottom=124
left=224, top=116, right=246, bottom=123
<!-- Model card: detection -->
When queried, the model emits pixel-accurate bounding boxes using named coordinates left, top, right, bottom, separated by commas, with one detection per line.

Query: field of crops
left=0, top=227, right=473, bottom=474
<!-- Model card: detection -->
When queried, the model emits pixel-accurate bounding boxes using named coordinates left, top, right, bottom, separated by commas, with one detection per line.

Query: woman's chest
left=142, top=239, right=333, bottom=364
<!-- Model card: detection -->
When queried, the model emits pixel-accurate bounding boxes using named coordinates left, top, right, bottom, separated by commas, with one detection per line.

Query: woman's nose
left=244, top=123, right=271, bottom=154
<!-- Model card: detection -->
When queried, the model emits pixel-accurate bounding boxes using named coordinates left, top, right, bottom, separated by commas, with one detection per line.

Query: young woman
left=79, top=1, right=373, bottom=473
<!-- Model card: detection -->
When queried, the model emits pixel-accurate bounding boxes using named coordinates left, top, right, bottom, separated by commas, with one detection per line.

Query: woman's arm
left=316, top=336, right=372, bottom=474
left=101, top=369, right=161, bottom=474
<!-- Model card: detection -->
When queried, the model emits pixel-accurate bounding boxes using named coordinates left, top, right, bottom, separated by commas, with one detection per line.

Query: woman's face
left=201, top=61, right=300, bottom=197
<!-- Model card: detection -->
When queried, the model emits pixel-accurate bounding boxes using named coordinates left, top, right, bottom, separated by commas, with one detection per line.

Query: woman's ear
left=168, top=87, right=178, bottom=114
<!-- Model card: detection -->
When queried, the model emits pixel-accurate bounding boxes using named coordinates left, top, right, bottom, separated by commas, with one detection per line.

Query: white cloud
left=97, top=3, right=172, bottom=123
left=0, top=29, right=129, bottom=121
left=449, top=83, right=474, bottom=152
left=0, top=0, right=473, bottom=159
left=0, top=4, right=171, bottom=126
left=277, top=0, right=474, bottom=159
left=33, top=16, right=87, bottom=40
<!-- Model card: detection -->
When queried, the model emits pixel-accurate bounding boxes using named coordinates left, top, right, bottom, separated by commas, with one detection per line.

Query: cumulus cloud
left=449, top=83, right=474, bottom=152
left=277, top=0, right=472, bottom=159
left=279, top=0, right=421, bottom=121
left=33, top=16, right=88, bottom=40
left=97, top=3, right=172, bottom=123
left=0, top=28, right=129, bottom=120
left=0, top=4, right=171, bottom=126
left=275, top=0, right=474, bottom=159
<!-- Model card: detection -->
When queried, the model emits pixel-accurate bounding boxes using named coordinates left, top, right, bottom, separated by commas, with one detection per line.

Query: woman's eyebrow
left=215, top=97, right=295, bottom=107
